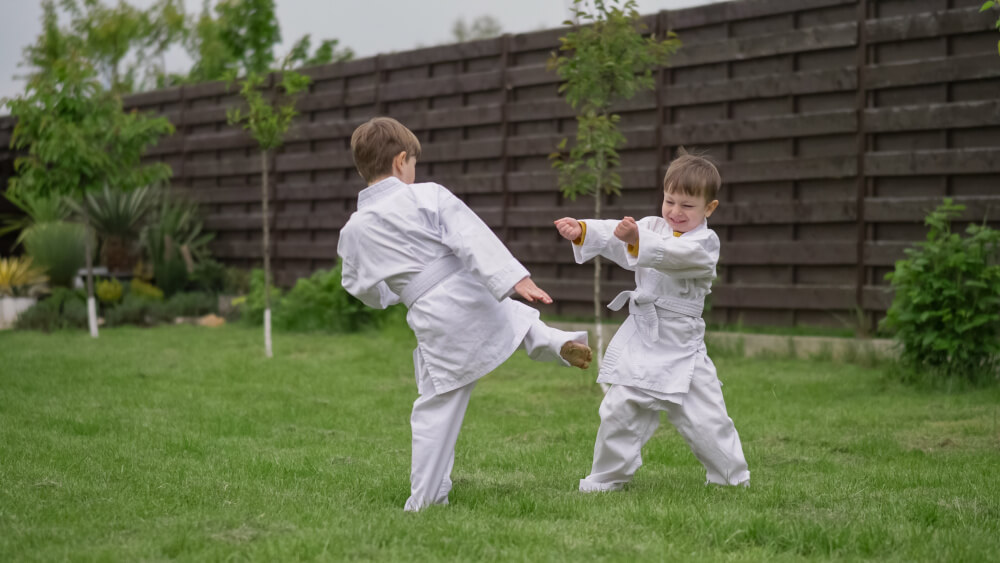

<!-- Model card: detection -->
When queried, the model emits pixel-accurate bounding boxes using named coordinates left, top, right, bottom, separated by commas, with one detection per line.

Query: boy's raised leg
left=519, top=315, right=591, bottom=368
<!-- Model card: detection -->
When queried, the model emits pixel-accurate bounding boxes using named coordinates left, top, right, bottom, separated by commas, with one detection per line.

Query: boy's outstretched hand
left=554, top=217, right=582, bottom=241
left=614, top=216, right=639, bottom=246
left=514, top=277, right=553, bottom=304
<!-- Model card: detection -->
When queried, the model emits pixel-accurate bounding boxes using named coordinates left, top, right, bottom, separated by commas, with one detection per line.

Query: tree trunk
left=593, top=187, right=606, bottom=392
left=595, top=146, right=609, bottom=393
left=261, top=150, right=273, bottom=358
left=83, top=207, right=98, bottom=338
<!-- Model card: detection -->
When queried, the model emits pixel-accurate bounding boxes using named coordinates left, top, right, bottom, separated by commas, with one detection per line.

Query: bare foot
left=560, top=341, right=592, bottom=369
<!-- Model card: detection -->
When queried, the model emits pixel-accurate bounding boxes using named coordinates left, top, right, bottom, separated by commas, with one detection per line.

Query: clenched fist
left=554, top=217, right=582, bottom=241
left=614, top=216, right=639, bottom=246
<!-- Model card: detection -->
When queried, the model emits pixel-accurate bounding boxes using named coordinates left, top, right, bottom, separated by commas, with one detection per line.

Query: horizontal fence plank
left=670, top=22, right=857, bottom=67
left=671, top=0, right=854, bottom=29
left=864, top=241, right=910, bottom=266
left=864, top=195, right=1000, bottom=222
left=711, top=284, right=855, bottom=310
left=711, top=199, right=856, bottom=225
left=865, top=54, right=1000, bottom=90
left=299, top=57, right=377, bottom=81
left=866, top=7, right=992, bottom=44
left=380, top=37, right=502, bottom=69
left=276, top=151, right=354, bottom=172
left=212, top=240, right=339, bottom=260
left=865, top=100, right=1000, bottom=133
left=665, top=67, right=856, bottom=106
left=720, top=241, right=856, bottom=265
left=719, top=156, right=857, bottom=183
left=862, top=286, right=894, bottom=312
left=864, top=149, right=1000, bottom=176
left=507, top=168, right=656, bottom=192
left=380, top=71, right=503, bottom=102
left=662, top=109, right=856, bottom=144
left=184, top=155, right=264, bottom=178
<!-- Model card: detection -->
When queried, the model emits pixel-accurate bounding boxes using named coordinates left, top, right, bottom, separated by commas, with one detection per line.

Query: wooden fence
left=2, top=0, right=999, bottom=329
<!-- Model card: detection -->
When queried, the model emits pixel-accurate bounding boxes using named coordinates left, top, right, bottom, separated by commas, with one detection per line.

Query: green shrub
left=154, top=258, right=189, bottom=297
left=190, top=259, right=227, bottom=294
left=241, top=269, right=282, bottom=326
left=15, top=288, right=88, bottom=331
left=271, top=262, right=402, bottom=333
left=225, top=267, right=250, bottom=295
left=22, top=221, right=90, bottom=287
left=96, top=278, right=123, bottom=304
left=164, top=291, right=217, bottom=318
left=129, top=278, right=164, bottom=301
left=104, top=294, right=155, bottom=327
left=882, top=199, right=1000, bottom=385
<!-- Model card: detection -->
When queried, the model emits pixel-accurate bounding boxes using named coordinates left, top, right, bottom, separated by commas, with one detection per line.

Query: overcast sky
left=1, top=0, right=725, bottom=104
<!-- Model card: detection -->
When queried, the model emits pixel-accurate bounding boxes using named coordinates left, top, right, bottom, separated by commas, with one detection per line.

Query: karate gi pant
left=580, top=355, right=749, bottom=492
left=404, top=319, right=588, bottom=512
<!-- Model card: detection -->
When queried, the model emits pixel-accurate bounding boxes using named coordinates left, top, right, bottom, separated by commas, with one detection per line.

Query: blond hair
left=663, top=149, right=721, bottom=202
left=350, top=117, right=422, bottom=183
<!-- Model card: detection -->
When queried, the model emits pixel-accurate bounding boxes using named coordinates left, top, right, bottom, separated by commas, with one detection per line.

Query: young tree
left=226, top=68, right=311, bottom=357
left=549, top=0, right=679, bottom=369
left=178, top=0, right=350, bottom=85
left=30, top=0, right=187, bottom=95
left=4, top=1, right=174, bottom=337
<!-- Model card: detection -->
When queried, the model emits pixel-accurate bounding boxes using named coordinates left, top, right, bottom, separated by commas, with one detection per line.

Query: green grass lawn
left=1, top=324, right=998, bottom=562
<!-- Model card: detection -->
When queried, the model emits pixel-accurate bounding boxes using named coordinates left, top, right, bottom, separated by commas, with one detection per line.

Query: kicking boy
left=554, top=151, right=750, bottom=491
left=338, top=117, right=592, bottom=511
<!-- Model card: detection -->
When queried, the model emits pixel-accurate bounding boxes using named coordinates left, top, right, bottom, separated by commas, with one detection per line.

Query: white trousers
left=404, top=319, right=588, bottom=512
left=579, top=355, right=749, bottom=492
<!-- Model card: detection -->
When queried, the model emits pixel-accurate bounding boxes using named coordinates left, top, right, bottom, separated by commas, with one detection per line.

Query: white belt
left=607, top=289, right=703, bottom=343
left=399, top=254, right=463, bottom=308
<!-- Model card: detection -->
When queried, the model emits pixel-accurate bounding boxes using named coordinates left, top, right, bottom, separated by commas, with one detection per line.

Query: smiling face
left=661, top=190, right=719, bottom=232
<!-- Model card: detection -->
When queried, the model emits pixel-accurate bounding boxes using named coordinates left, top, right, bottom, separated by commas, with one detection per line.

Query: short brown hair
left=350, top=117, right=422, bottom=182
left=663, top=149, right=721, bottom=202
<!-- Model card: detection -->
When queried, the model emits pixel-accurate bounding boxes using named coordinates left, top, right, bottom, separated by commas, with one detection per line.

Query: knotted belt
left=399, top=253, right=464, bottom=308
left=607, top=289, right=704, bottom=343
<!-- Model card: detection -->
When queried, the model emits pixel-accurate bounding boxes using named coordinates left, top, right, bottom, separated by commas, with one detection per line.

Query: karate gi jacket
left=573, top=217, right=719, bottom=400
left=338, top=177, right=538, bottom=394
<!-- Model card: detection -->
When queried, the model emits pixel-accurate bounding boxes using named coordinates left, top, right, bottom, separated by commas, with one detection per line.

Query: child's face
left=661, top=190, right=719, bottom=232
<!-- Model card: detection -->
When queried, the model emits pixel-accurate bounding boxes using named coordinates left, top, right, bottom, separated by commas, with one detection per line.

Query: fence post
left=500, top=34, right=513, bottom=242
left=854, top=0, right=871, bottom=335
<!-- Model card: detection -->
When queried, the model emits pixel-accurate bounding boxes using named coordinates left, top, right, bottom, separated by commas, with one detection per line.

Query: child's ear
left=704, top=200, right=720, bottom=216
left=392, top=151, right=408, bottom=171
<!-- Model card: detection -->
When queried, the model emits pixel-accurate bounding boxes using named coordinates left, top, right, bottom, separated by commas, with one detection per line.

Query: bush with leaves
left=238, top=263, right=399, bottom=333
left=882, top=199, right=1000, bottom=385
left=15, top=288, right=88, bottom=331
left=96, top=278, right=123, bottom=304
left=0, top=256, right=49, bottom=297
left=162, top=291, right=217, bottom=318
left=129, top=278, right=164, bottom=301
left=240, top=269, right=282, bottom=326
left=189, top=259, right=227, bottom=294
left=67, top=184, right=157, bottom=273
left=21, top=221, right=91, bottom=288
left=272, top=263, right=399, bottom=333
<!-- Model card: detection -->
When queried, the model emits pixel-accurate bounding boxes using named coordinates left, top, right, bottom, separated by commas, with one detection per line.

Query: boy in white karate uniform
left=338, top=117, right=593, bottom=512
left=554, top=152, right=750, bottom=491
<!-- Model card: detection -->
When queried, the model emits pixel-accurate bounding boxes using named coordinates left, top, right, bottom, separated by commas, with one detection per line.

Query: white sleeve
left=437, top=186, right=529, bottom=301
left=571, top=219, right=636, bottom=271
left=340, top=258, right=401, bottom=309
left=626, top=227, right=719, bottom=279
